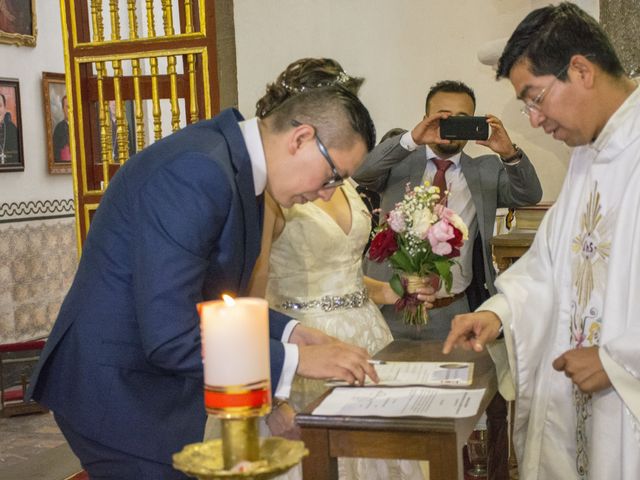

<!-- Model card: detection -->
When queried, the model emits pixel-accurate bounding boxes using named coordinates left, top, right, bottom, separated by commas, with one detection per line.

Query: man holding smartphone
left=354, top=80, right=542, bottom=341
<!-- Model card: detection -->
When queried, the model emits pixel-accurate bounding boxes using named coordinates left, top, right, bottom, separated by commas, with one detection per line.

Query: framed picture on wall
left=0, top=78, right=24, bottom=172
left=0, top=0, right=37, bottom=47
left=42, top=72, right=72, bottom=174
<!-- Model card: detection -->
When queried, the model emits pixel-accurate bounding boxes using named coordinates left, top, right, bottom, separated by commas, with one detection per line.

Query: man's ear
left=569, top=54, right=596, bottom=89
left=288, top=122, right=315, bottom=155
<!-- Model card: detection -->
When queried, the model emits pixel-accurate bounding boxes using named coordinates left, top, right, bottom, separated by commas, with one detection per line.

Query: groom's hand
left=288, top=324, right=335, bottom=347
left=297, top=340, right=379, bottom=385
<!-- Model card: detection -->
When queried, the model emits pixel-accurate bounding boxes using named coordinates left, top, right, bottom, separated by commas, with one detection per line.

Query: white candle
left=199, top=296, right=270, bottom=387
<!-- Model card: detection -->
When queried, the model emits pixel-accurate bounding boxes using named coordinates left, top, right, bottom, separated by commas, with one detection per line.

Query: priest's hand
left=442, top=310, right=502, bottom=354
left=411, top=112, right=451, bottom=146
left=297, top=341, right=379, bottom=385
left=552, top=346, right=612, bottom=393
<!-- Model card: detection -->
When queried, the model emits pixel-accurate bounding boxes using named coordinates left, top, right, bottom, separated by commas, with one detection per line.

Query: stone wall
left=600, top=0, right=640, bottom=76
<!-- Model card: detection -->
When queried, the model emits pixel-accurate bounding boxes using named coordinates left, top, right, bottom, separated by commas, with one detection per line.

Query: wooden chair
left=0, top=339, right=48, bottom=417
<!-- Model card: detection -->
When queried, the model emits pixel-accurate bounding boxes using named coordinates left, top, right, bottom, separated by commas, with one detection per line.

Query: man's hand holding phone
left=410, top=112, right=452, bottom=145
left=475, top=114, right=518, bottom=158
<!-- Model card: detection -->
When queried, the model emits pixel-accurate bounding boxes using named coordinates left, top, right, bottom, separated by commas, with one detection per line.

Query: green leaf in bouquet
left=389, top=248, right=414, bottom=272
left=434, top=259, right=453, bottom=292
left=389, top=273, right=405, bottom=297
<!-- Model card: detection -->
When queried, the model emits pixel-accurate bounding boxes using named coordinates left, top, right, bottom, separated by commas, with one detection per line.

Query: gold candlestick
left=220, top=417, right=259, bottom=469
left=173, top=297, right=308, bottom=478
left=172, top=432, right=308, bottom=480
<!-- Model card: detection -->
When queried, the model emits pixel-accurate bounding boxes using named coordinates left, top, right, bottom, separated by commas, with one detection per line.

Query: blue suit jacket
left=29, top=109, right=291, bottom=463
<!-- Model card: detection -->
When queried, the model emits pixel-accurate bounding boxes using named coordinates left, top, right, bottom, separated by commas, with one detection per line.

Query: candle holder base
left=173, top=437, right=308, bottom=480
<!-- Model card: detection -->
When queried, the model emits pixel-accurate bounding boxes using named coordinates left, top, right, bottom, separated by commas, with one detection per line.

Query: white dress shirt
left=238, top=117, right=298, bottom=398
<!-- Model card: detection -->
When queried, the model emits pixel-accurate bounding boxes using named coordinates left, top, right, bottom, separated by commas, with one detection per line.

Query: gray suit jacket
left=354, top=133, right=543, bottom=308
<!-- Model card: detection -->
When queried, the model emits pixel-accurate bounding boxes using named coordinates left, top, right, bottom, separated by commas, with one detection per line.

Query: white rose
left=409, top=208, right=435, bottom=239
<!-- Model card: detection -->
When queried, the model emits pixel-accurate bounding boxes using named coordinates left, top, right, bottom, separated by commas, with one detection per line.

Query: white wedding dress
left=266, top=182, right=428, bottom=480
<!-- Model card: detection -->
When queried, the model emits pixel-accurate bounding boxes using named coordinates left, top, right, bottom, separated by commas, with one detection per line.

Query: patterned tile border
left=0, top=199, right=75, bottom=224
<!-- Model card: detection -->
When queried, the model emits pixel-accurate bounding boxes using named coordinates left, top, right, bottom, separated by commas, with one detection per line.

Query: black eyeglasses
left=291, top=120, right=344, bottom=189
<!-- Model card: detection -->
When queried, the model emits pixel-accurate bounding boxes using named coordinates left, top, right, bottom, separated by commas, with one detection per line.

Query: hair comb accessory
left=280, top=79, right=299, bottom=93
left=314, top=71, right=351, bottom=89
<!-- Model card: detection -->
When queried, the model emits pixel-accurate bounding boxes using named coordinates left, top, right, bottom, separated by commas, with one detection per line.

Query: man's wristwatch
left=500, top=143, right=523, bottom=164
left=496, top=324, right=505, bottom=340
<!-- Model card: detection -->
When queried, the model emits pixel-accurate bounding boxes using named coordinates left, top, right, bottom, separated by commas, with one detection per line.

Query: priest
left=444, top=3, right=640, bottom=479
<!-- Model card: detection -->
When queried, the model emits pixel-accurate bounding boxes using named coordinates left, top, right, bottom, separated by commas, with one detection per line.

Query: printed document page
left=312, top=387, right=485, bottom=418
left=326, top=361, right=473, bottom=387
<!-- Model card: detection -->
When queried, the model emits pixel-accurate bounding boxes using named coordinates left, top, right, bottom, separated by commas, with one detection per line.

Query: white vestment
left=484, top=83, right=640, bottom=480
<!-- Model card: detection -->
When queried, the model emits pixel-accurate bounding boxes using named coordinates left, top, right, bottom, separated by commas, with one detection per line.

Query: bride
left=248, top=58, right=435, bottom=480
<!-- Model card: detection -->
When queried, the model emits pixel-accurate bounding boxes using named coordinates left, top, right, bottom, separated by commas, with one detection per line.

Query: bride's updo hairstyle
left=255, top=57, right=364, bottom=118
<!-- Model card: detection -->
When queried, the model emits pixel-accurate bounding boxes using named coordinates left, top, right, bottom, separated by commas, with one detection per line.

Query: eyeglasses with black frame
left=291, top=119, right=344, bottom=189
left=520, top=62, right=572, bottom=117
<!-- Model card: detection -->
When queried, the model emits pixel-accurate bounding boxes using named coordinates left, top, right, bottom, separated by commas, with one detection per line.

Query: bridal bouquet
left=368, top=182, right=468, bottom=326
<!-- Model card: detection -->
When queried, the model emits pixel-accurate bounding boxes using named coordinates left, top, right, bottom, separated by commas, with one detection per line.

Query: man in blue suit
left=29, top=86, right=378, bottom=478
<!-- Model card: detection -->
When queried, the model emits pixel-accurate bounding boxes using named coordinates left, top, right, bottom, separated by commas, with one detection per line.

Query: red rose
left=369, top=228, right=398, bottom=262
left=446, top=227, right=464, bottom=258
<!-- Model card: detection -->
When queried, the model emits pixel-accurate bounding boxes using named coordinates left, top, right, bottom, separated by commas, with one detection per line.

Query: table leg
left=300, top=427, right=338, bottom=480
left=486, top=393, right=509, bottom=480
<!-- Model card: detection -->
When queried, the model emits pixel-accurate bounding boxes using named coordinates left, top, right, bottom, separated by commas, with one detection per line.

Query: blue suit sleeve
left=269, top=339, right=285, bottom=390
left=269, top=308, right=292, bottom=339
left=267, top=309, right=293, bottom=389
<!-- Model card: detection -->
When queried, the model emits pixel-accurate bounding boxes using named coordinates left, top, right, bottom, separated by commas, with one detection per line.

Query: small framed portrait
left=42, top=72, right=72, bottom=174
left=0, top=0, right=37, bottom=47
left=0, top=78, right=24, bottom=172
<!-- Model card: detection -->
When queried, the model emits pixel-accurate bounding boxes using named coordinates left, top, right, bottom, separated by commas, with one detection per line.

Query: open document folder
left=325, top=361, right=474, bottom=387
left=312, top=386, right=486, bottom=418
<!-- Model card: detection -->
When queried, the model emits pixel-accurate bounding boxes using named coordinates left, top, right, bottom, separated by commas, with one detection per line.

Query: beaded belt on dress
left=279, top=288, right=368, bottom=312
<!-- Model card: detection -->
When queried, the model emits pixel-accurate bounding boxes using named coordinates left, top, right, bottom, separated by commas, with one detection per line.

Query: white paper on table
left=312, top=386, right=485, bottom=418
left=325, top=361, right=474, bottom=387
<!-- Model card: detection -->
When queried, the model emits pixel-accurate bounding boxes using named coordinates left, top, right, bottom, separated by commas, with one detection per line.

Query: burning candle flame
left=222, top=294, right=235, bottom=306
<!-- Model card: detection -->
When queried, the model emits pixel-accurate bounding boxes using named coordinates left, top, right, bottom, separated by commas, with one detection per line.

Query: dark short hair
left=265, top=85, right=376, bottom=152
left=425, top=81, right=476, bottom=114
left=496, top=2, right=625, bottom=80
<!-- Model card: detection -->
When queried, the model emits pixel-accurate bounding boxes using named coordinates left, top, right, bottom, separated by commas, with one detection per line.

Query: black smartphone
left=439, top=116, right=489, bottom=140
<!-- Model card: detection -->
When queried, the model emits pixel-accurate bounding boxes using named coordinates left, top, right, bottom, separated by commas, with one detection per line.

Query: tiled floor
left=0, top=411, right=81, bottom=479
left=0, top=412, right=66, bottom=467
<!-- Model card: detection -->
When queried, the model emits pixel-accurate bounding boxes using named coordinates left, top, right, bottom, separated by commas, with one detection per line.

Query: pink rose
left=387, top=209, right=406, bottom=233
left=435, top=205, right=468, bottom=240
left=426, top=220, right=454, bottom=256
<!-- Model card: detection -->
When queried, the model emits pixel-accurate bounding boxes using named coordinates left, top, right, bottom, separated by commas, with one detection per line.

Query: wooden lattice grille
left=60, top=0, right=222, bottom=247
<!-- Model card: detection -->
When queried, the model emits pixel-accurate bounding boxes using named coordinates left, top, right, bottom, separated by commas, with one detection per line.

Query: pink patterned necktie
left=431, top=158, right=453, bottom=204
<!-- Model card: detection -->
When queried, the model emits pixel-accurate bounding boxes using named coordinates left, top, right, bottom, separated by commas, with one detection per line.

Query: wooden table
left=296, top=340, right=508, bottom=480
